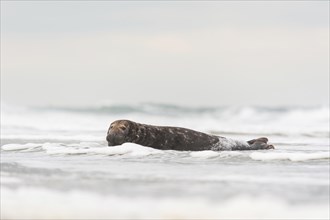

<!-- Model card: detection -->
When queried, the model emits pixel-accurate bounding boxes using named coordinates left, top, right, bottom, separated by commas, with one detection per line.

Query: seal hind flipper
left=247, top=137, right=268, bottom=145
left=247, top=137, right=274, bottom=150
left=247, top=139, right=256, bottom=145
left=249, top=140, right=274, bottom=150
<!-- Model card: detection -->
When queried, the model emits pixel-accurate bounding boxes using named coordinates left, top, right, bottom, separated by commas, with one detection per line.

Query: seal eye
left=120, top=126, right=126, bottom=131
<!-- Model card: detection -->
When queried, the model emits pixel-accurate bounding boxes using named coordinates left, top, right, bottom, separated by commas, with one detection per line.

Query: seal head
left=106, top=120, right=131, bottom=146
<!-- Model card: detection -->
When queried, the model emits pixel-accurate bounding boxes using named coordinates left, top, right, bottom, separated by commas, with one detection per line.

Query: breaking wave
left=2, top=102, right=329, bottom=141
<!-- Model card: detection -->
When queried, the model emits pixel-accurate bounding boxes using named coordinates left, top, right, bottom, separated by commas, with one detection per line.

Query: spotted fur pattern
left=107, top=120, right=274, bottom=151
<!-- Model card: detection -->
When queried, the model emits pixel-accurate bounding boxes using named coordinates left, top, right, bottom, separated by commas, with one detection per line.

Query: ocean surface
left=1, top=103, right=329, bottom=219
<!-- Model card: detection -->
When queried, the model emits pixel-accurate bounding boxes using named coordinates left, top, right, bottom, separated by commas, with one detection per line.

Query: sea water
left=1, top=103, right=329, bottom=219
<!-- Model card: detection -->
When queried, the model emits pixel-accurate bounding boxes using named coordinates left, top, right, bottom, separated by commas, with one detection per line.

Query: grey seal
left=106, top=120, right=274, bottom=151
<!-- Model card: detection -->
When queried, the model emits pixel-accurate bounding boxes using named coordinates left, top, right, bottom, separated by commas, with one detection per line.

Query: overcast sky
left=1, top=1, right=329, bottom=107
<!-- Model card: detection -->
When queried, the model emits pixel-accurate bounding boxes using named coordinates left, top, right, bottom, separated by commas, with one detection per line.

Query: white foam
left=250, top=152, right=330, bottom=162
left=1, top=142, right=163, bottom=157
left=1, top=143, right=41, bottom=151
left=189, top=151, right=243, bottom=159
left=190, top=151, right=220, bottom=159
left=42, top=142, right=163, bottom=157
left=67, top=142, right=103, bottom=148
left=219, top=151, right=243, bottom=157
left=1, top=187, right=329, bottom=219
left=93, top=143, right=163, bottom=157
left=1, top=133, right=103, bottom=141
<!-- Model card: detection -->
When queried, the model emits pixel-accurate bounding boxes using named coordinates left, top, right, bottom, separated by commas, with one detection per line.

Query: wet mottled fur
left=106, top=120, right=274, bottom=151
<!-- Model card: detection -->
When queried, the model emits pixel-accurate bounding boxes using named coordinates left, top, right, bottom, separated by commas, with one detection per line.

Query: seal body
left=106, top=120, right=274, bottom=151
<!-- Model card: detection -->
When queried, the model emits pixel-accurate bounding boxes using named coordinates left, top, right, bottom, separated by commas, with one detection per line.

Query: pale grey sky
left=1, top=1, right=329, bottom=107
